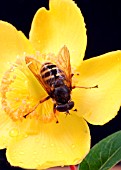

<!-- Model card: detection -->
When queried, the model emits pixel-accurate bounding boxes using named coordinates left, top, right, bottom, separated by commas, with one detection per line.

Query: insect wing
left=25, top=56, right=41, bottom=80
left=56, top=46, right=72, bottom=88
left=25, top=56, right=51, bottom=94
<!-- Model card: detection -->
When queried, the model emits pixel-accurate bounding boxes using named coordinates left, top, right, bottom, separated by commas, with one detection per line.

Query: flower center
left=0, top=57, right=56, bottom=123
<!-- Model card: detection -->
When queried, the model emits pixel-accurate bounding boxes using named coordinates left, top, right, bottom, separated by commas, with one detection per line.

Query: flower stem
left=69, top=165, right=77, bottom=170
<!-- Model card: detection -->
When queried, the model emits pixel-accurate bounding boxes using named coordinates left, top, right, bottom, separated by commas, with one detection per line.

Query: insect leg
left=24, top=96, right=50, bottom=118
left=65, top=110, right=71, bottom=116
left=53, top=103, right=59, bottom=123
left=71, top=73, right=74, bottom=77
left=72, top=85, right=98, bottom=89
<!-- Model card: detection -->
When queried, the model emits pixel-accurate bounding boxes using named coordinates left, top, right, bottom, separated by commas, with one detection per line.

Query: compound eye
left=56, top=104, right=67, bottom=112
left=68, top=101, right=74, bottom=110
left=56, top=101, right=74, bottom=112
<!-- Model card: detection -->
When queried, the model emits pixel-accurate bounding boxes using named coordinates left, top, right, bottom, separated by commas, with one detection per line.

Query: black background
left=0, top=0, right=121, bottom=169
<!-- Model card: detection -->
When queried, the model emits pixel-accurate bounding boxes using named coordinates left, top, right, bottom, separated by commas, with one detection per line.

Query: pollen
left=1, top=65, right=31, bottom=121
left=0, top=58, right=56, bottom=123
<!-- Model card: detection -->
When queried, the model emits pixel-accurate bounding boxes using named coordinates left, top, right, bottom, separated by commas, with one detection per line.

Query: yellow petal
left=0, top=21, right=34, bottom=80
left=6, top=114, right=90, bottom=169
left=0, top=111, right=18, bottom=149
left=72, top=50, right=121, bottom=125
left=29, top=0, right=87, bottom=67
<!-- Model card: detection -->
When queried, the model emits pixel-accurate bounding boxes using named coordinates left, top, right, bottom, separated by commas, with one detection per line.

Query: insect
left=25, top=46, right=98, bottom=120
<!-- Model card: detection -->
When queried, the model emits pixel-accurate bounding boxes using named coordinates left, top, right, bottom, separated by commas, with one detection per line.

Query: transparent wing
left=56, top=46, right=72, bottom=88
left=25, top=56, right=51, bottom=94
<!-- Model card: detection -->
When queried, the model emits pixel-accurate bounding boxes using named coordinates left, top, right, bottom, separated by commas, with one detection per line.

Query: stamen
left=1, top=64, right=32, bottom=121
left=0, top=58, right=56, bottom=123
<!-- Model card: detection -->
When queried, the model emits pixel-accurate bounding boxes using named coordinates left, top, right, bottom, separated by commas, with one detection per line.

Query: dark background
left=0, top=0, right=121, bottom=169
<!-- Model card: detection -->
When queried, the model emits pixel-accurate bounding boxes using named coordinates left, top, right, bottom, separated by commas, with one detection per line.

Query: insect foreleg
left=53, top=103, right=59, bottom=123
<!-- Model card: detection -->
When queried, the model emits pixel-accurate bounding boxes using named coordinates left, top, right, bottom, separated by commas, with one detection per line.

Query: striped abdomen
left=40, top=62, right=66, bottom=88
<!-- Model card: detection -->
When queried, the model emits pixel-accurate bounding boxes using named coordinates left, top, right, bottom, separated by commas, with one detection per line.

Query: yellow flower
left=0, top=0, right=121, bottom=169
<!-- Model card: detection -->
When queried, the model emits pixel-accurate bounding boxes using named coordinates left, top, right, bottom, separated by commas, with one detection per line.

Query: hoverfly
left=25, top=46, right=97, bottom=120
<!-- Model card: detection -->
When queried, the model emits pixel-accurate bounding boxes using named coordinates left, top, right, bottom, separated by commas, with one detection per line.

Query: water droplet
left=18, top=162, right=24, bottom=167
left=42, top=144, right=46, bottom=148
left=71, top=144, right=76, bottom=149
left=32, top=151, right=38, bottom=160
left=35, top=159, right=39, bottom=164
left=35, top=137, right=40, bottom=143
left=58, top=149, right=62, bottom=154
left=24, top=133, right=28, bottom=138
left=37, top=163, right=42, bottom=169
left=117, top=57, right=120, bottom=61
left=19, top=151, right=24, bottom=155
left=9, top=128, right=19, bottom=137
left=50, top=143, right=54, bottom=147
left=33, top=151, right=37, bottom=155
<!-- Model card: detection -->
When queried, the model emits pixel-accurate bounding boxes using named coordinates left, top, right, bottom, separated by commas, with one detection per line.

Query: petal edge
left=30, top=0, right=87, bottom=67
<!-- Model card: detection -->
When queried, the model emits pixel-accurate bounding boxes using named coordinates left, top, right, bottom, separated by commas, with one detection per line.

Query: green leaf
left=79, top=131, right=121, bottom=170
